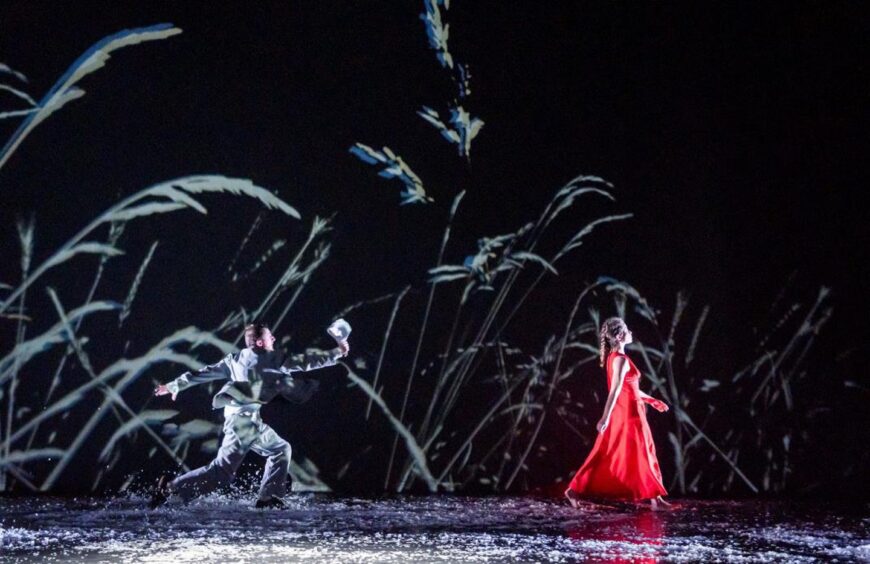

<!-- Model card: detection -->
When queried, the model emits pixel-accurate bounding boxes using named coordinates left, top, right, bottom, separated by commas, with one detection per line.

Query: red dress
left=567, top=351, right=667, bottom=500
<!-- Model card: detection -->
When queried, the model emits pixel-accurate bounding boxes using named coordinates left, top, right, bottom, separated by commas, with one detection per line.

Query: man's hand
left=154, top=384, right=177, bottom=401
left=338, top=340, right=350, bottom=357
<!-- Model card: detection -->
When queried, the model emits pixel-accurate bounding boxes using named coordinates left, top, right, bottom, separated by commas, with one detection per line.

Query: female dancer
left=565, top=317, right=670, bottom=509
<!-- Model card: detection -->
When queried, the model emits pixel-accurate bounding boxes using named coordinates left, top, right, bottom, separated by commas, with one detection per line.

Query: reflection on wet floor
left=566, top=510, right=666, bottom=563
left=1, top=495, right=867, bottom=562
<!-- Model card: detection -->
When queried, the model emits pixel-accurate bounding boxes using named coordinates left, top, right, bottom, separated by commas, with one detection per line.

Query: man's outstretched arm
left=280, top=341, right=349, bottom=374
left=155, top=354, right=234, bottom=400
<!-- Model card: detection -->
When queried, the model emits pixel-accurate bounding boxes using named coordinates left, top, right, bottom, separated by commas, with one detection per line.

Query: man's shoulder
left=235, top=347, right=261, bottom=367
left=243, top=348, right=288, bottom=368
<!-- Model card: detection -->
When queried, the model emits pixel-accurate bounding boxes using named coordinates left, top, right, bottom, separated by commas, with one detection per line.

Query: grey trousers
left=169, top=410, right=292, bottom=502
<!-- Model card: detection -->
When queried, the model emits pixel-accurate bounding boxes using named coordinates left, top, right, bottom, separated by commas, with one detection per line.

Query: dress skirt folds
left=567, top=351, right=667, bottom=501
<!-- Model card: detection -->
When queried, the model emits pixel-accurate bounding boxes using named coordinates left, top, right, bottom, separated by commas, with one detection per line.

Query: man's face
left=256, top=329, right=277, bottom=351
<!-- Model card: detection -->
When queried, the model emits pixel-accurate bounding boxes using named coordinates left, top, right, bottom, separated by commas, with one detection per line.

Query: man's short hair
left=244, top=323, right=269, bottom=347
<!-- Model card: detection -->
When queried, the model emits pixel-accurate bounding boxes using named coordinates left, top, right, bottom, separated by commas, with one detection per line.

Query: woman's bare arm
left=638, top=388, right=669, bottom=412
left=597, top=355, right=629, bottom=432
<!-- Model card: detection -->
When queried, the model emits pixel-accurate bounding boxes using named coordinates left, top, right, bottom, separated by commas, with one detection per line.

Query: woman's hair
left=598, top=317, right=629, bottom=367
left=244, top=323, right=269, bottom=347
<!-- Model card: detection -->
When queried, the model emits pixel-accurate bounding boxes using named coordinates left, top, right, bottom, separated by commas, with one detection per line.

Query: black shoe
left=148, top=475, right=170, bottom=510
left=254, top=496, right=287, bottom=509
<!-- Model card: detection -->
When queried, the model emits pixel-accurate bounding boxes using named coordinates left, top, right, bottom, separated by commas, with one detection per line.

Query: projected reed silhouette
left=0, top=8, right=834, bottom=497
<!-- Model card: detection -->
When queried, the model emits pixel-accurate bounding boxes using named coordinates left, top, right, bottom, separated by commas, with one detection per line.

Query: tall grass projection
left=1, top=7, right=834, bottom=496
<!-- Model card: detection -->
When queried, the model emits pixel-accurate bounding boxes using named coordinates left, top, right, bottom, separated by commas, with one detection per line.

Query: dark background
left=1, top=2, right=867, bottom=496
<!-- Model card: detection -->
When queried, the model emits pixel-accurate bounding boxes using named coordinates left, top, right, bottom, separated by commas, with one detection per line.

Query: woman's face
left=621, top=326, right=633, bottom=345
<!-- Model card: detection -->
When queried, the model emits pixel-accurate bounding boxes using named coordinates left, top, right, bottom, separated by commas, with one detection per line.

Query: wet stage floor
left=1, top=495, right=867, bottom=562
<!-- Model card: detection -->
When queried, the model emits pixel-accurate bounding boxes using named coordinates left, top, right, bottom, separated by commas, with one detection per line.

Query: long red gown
left=567, top=351, right=667, bottom=500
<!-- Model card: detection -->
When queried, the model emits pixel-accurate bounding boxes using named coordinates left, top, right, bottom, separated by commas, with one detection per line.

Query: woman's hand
left=596, top=417, right=609, bottom=433
left=644, top=397, right=669, bottom=413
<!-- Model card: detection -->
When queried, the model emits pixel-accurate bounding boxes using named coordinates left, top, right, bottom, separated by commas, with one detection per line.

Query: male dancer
left=150, top=322, right=349, bottom=509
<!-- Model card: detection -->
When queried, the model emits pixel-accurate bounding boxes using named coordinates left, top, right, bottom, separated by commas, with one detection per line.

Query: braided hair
left=598, top=317, right=629, bottom=367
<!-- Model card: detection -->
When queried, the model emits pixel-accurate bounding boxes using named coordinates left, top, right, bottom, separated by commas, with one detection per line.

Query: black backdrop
left=1, top=1, right=867, bottom=498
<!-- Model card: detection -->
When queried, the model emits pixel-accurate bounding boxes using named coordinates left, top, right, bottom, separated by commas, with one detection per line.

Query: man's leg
left=250, top=423, right=292, bottom=502
left=169, top=413, right=256, bottom=502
